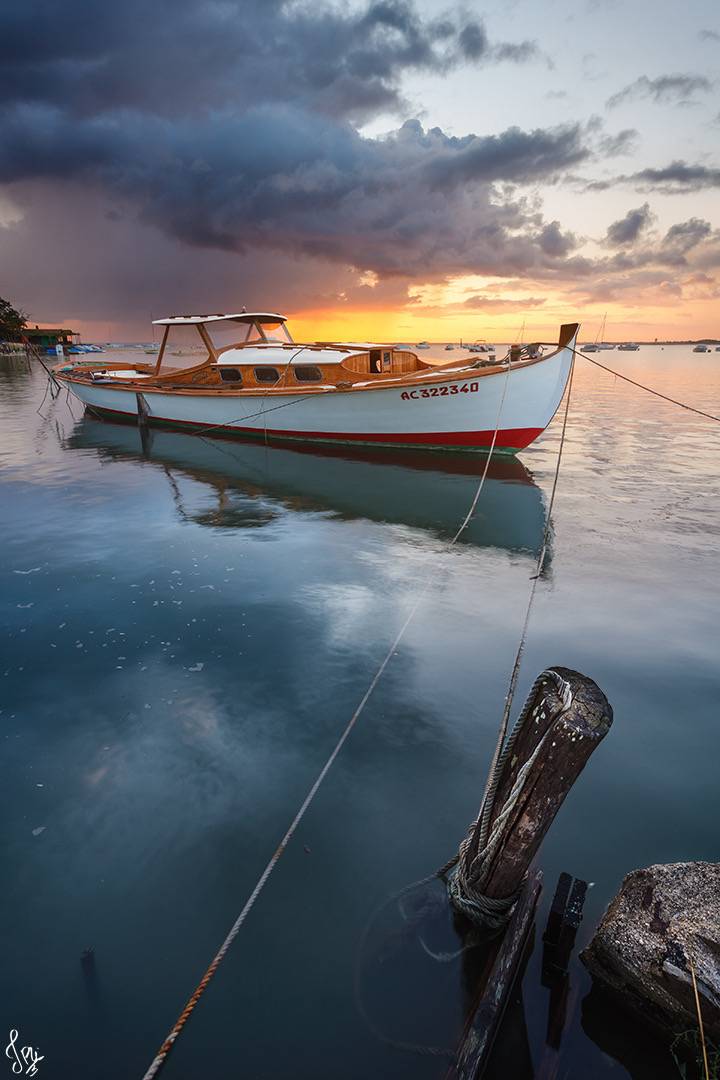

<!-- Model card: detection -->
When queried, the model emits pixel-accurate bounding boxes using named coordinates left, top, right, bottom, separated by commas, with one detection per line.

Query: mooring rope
left=261, top=345, right=311, bottom=445
left=578, top=351, right=720, bottom=423
left=441, top=340, right=720, bottom=926
left=139, top=353, right=515, bottom=1079
left=465, top=350, right=576, bottom=869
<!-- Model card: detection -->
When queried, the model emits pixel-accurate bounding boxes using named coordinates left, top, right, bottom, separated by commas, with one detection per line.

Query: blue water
left=1, top=345, right=718, bottom=1079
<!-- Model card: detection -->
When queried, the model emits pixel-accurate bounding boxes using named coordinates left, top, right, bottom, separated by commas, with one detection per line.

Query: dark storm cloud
left=607, top=74, right=714, bottom=109
left=493, top=41, right=543, bottom=64
left=605, top=203, right=654, bottom=246
left=537, top=221, right=578, bottom=257
left=662, top=218, right=712, bottom=252
left=424, top=124, right=588, bottom=189
left=626, top=161, right=720, bottom=191
left=598, top=128, right=638, bottom=156
left=0, top=102, right=592, bottom=278
left=579, top=160, right=720, bottom=194
left=0, top=0, right=540, bottom=123
left=699, top=29, right=720, bottom=42
left=457, top=20, right=489, bottom=59
left=0, top=0, right=587, bottom=288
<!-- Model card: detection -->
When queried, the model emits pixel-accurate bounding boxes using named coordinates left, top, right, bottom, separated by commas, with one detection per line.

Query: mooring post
left=448, top=869, right=543, bottom=1080
left=471, top=668, right=612, bottom=903
left=136, top=391, right=150, bottom=427
left=447, top=668, right=613, bottom=1080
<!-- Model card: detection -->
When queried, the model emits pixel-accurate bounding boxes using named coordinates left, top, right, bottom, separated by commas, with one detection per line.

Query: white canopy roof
left=218, top=345, right=367, bottom=366
left=152, top=312, right=286, bottom=326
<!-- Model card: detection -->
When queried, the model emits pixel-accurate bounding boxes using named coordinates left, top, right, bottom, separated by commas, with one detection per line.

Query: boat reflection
left=68, top=417, right=548, bottom=557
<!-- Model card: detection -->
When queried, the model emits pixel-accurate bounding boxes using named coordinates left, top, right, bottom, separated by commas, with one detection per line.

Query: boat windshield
left=205, top=318, right=293, bottom=352
left=157, top=324, right=211, bottom=372
left=260, top=320, right=293, bottom=344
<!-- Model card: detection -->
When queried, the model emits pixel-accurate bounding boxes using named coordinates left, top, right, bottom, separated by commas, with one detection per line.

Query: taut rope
left=139, top=353, right=515, bottom=1079
left=578, top=351, right=720, bottom=423
left=455, top=349, right=576, bottom=880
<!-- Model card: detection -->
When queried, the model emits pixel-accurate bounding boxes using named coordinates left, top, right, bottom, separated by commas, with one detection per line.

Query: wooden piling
left=472, top=668, right=612, bottom=902
left=136, top=392, right=150, bottom=427
left=448, top=668, right=612, bottom=1079
left=448, top=870, right=542, bottom=1080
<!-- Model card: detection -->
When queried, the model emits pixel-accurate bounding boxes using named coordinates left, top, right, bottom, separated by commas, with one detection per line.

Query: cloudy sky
left=1, top=0, right=718, bottom=341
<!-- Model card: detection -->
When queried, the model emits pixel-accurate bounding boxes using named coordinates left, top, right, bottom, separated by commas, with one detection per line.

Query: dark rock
left=581, top=862, right=720, bottom=1041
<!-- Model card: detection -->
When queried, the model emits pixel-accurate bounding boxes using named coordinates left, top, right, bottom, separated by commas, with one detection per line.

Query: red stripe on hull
left=85, top=404, right=542, bottom=451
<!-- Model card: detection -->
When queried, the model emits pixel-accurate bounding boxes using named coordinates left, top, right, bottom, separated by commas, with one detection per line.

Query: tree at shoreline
left=0, top=296, right=28, bottom=341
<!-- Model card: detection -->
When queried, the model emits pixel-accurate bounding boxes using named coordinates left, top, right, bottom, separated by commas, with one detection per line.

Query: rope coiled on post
left=441, top=670, right=573, bottom=930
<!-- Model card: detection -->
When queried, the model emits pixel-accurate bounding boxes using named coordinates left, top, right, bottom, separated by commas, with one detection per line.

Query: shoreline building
left=22, top=325, right=78, bottom=350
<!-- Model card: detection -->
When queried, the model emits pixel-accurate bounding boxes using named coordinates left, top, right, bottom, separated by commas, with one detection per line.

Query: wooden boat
left=53, top=313, right=578, bottom=454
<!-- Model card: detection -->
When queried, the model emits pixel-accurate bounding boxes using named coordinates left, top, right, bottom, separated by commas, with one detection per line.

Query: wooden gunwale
left=56, top=340, right=566, bottom=398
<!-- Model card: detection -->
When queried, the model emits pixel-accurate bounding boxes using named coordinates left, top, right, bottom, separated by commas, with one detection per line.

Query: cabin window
left=254, top=367, right=280, bottom=384
left=383, top=351, right=391, bottom=369
left=219, top=367, right=243, bottom=383
left=294, top=365, right=322, bottom=382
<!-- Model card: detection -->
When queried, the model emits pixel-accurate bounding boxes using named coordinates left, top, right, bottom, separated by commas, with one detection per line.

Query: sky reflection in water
left=1, top=346, right=718, bottom=1079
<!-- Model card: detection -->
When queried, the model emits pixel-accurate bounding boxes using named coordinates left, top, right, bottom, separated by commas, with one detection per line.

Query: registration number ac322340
left=400, top=382, right=479, bottom=401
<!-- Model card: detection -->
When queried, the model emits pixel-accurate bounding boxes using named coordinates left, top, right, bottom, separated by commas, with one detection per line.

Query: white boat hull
left=62, top=336, right=575, bottom=454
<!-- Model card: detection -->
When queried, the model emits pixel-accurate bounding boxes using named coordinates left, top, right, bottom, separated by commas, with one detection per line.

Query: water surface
left=1, top=345, right=718, bottom=1078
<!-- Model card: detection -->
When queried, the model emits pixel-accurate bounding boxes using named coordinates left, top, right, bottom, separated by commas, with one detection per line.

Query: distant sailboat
left=582, top=313, right=614, bottom=352
left=596, top=313, right=615, bottom=349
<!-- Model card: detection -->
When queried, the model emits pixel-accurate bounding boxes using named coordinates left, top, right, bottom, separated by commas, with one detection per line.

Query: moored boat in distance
left=53, top=312, right=579, bottom=454
left=584, top=312, right=614, bottom=351
left=415, top=341, right=430, bottom=349
left=618, top=342, right=640, bottom=351
left=693, top=344, right=710, bottom=353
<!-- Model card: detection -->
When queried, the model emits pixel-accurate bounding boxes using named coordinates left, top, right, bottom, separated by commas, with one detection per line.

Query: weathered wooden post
left=136, top=392, right=154, bottom=454
left=136, top=391, right=150, bottom=428
left=446, top=667, right=613, bottom=1080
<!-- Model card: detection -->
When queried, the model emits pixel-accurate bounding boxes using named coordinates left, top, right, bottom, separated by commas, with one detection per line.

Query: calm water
left=1, top=345, right=718, bottom=1079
